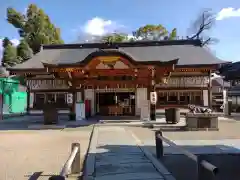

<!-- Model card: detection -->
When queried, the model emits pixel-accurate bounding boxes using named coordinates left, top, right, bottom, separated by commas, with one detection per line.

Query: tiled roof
left=9, top=39, right=226, bottom=70
left=212, top=77, right=230, bottom=87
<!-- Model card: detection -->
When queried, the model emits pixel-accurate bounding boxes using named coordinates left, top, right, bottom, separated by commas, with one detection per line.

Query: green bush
left=69, top=113, right=76, bottom=121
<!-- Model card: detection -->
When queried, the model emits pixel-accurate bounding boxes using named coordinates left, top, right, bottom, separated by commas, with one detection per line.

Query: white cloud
left=216, top=7, right=240, bottom=20
left=72, top=17, right=129, bottom=43
left=82, top=17, right=125, bottom=36
left=74, top=17, right=143, bottom=43
left=83, top=17, right=111, bottom=36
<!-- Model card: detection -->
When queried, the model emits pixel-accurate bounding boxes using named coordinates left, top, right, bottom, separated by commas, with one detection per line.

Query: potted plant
left=69, top=112, right=76, bottom=121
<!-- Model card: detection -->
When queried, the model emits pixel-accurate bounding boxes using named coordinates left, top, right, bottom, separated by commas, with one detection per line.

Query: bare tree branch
left=188, top=9, right=218, bottom=46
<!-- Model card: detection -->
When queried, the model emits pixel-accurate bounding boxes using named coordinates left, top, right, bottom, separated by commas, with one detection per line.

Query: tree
left=6, top=4, right=64, bottom=55
left=17, top=39, right=33, bottom=62
left=101, top=33, right=128, bottom=43
left=133, top=24, right=168, bottom=41
left=188, top=9, right=218, bottom=46
left=2, top=40, right=18, bottom=67
left=2, top=37, right=12, bottom=48
left=101, top=25, right=178, bottom=43
left=168, top=28, right=177, bottom=40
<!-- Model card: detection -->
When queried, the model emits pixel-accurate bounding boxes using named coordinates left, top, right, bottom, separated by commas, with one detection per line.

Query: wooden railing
left=48, top=143, right=81, bottom=180
left=155, top=130, right=218, bottom=180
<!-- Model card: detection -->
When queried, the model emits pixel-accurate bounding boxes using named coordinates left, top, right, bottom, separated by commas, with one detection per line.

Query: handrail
left=49, top=143, right=81, bottom=180
left=155, top=130, right=218, bottom=180
left=60, top=144, right=80, bottom=176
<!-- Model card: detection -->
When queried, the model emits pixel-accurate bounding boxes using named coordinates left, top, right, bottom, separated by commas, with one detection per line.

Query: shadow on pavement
left=84, top=144, right=240, bottom=180
left=145, top=144, right=240, bottom=180
left=0, top=115, right=97, bottom=131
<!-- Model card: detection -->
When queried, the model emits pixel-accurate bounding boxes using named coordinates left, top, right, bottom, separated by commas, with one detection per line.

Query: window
left=179, top=92, right=190, bottom=105
left=46, top=93, right=55, bottom=103
left=158, top=92, right=167, bottom=104
left=34, top=93, right=45, bottom=109
left=157, top=90, right=203, bottom=106
left=56, top=93, right=68, bottom=108
left=56, top=93, right=65, bottom=104
left=191, top=91, right=202, bottom=105
left=33, top=92, right=70, bottom=109
left=168, top=92, right=178, bottom=104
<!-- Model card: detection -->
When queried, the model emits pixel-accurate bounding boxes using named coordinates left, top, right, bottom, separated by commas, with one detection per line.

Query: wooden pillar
left=150, top=67, right=156, bottom=121
left=26, top=87, right=30, bottom=114
left=69, top=79, right=77, bottom=120
left=71, top=91, right=76, bottom=113
left=81, top=88, right=85, bottom=102
left=208, top=70, right=212, bottom=108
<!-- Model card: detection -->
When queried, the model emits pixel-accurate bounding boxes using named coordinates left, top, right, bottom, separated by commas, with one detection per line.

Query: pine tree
left=6, top=4, right=64, bottom=56
left=2, top=37, right=12, bottom=48
left=16, top=39, right=33, bottom=62
left=169, top=28, right=177, bottom=40
left=2, top=43, right=18, bottom=67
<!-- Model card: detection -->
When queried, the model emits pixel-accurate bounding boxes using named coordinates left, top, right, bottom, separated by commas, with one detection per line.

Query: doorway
left=96, top=91, right=135, bottom=116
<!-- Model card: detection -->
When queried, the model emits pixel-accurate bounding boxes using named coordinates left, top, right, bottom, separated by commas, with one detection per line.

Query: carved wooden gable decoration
left=87, top=56, right=131, bottom=70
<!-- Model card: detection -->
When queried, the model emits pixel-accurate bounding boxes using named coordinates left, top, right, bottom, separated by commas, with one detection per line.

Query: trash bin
left=43, top=102, right=58, bottom=124
left=165, top=108, right=180, bottom=124
left=228, top=101, right=232, bottom=116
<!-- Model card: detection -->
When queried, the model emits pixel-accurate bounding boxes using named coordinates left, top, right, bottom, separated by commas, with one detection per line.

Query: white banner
left=76, top=102, right=85, bottom=120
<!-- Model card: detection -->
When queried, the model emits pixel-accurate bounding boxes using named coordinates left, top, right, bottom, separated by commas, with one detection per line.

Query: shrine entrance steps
left=84, top=126, right=175, bottom=180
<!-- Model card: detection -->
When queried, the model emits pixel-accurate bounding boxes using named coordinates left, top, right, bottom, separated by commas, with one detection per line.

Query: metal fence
left=155, top=130, right=218, bottom=180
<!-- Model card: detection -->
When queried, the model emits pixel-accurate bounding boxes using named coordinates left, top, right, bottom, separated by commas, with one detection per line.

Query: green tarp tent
left=0, top=77, right=27, bottom=114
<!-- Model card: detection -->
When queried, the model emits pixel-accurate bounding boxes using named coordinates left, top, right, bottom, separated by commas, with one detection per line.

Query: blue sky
left=0, top=0, right=240, bottom=62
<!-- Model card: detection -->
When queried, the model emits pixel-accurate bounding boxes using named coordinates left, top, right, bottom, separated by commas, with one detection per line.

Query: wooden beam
left=67, top=72, right=72, bottom=79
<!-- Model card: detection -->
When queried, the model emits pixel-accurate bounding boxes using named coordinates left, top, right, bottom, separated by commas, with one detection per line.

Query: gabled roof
left=212, top=77, right=230, bottom=88
left=218, top=61, right=240, bottom=80
left=8, top=39, right=227, bottom=70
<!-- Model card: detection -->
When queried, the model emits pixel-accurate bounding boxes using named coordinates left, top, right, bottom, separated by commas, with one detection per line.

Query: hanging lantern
left=150, top=92, right=157, bottom=104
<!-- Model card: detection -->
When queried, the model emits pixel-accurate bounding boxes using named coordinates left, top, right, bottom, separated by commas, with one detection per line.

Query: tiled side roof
left=119, top=45, right=225, bottom=65
left=10, top=48, right=98, bottom=69
left=218, top=61, right=240, bottom=80
left=212, top=77, right=230, bottom=87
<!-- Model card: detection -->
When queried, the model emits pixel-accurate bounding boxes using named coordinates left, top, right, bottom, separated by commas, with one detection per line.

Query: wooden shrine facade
left=11, top=53, right=178, bottom=117
left=8, top=39, right=225, bottom=118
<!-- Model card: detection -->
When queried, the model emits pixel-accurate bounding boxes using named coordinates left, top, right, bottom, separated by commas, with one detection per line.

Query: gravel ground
left=0, top=126, right=93, bottom=180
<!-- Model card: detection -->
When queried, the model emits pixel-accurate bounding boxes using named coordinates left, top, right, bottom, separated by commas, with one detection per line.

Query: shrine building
left=8, top=39, right=225, bottom=118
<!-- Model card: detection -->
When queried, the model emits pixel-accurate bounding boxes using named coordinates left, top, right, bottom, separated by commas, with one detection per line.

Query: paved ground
left=2, top=114, right=240, bottom=180
left=0, top=126, right=93, bottom=180
left=0, top=115, right=95, bottom=131
left=127, top=120, right=240, bottom=180
left=85, top=126, right=175, bottom=180
left=128, top=119, right=240, bottom=140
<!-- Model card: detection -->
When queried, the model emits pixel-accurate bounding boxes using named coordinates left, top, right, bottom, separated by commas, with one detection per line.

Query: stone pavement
left=127, top=126, right=240, bottom=155
left=84, top=126, right=175, bottom=180
left=127, top=126, right=240, bottom=180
